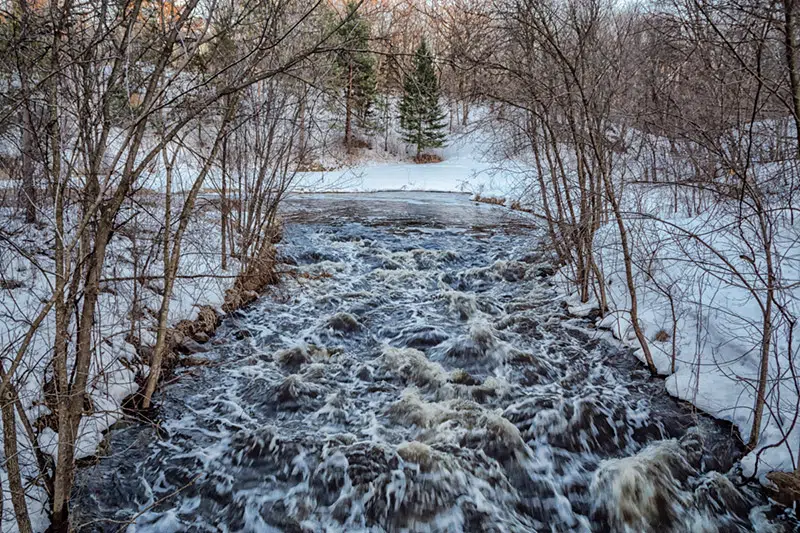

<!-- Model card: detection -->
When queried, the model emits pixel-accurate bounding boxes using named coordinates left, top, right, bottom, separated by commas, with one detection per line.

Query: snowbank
left=0, top=203, right=238, bottom=532
left=568, top=193, right=800, bottom=480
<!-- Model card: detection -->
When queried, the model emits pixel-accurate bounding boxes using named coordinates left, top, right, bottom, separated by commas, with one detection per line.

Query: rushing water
left=74, top=193, right=796, bottom=532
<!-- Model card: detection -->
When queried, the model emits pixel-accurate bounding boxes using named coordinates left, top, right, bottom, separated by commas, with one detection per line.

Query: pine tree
left=334, top=1, right=376, bottom=149
left=399, top=40, right=447, bottom=159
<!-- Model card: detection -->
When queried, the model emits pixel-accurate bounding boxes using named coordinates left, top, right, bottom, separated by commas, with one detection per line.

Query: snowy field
left=292, top=129, right=528, bottom=198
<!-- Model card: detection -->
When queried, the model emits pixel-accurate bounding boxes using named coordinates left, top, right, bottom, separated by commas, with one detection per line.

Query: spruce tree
left=334, top=1, right=376, bottom=148
left=399, top=40, right=447, bottom=159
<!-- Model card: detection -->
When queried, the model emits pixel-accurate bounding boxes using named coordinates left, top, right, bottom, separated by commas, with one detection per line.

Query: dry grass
left=223, top=243, right=279, bottom=313
left=767, top=471, right=800, bottom=507
left=509, top=200, right=534, bottom=213
left=414, top=153, right=443, bottom=164
left=0, top=279, right=25, bottom=290
left=471, top=196, right=537, bottom=214
left=473, top=194, right=506, bottom=206
left=347, top=138, right=372, bottom=150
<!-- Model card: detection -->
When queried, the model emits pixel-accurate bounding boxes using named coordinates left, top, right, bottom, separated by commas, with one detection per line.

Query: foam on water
left=73, top=193, right=796, bottom=532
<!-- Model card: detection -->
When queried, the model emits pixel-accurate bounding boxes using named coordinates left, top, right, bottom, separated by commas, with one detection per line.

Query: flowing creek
left=74, top=192, right=797, bottom=532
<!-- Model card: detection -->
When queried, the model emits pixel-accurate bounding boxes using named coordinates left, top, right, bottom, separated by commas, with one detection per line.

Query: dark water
left=74, top=193, right=796, bottom=532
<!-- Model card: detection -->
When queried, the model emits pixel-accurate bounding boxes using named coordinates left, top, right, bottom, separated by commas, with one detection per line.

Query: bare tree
left=0, top=0, right=349, bottom=529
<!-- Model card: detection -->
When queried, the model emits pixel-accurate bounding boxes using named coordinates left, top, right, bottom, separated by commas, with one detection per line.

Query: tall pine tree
left=335, top=1, right=376, bottom=149
left=399, top=40, right=447, bottom=159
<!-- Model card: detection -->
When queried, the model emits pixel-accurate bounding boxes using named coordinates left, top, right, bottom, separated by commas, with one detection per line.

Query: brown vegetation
left=296, top=161, right=331, bottom=172
left=414, top=153, right=443, bottom=164
left=473, top=194, right=506, bottom=206
left=223, top=246, right=280, bottom=313
left=348, top=138, right=372, bottom=150
left=767, top=471, right=800, bottom=508
left=654, top=330, right=670, bottom=343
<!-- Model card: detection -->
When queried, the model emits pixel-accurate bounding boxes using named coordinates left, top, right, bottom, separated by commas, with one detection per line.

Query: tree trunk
left=142, top=104, right=237, bottom=409
left=298, top=90, right=306, bottom=163
left=384, top=97, right=390, bottom=152
left=345, top=65, right=353, bottom=150
left=529, top=118, right=565, bottom=264
left=601, top=169, right=658, bottom=375
left=2, top=390, right=32, bottom=533
left=221, top=135, right=228, bottom=271
left=141, top=140, right=176, bottom=409
left=18, top=0, right=36, bottom=224
left=20, top=104, right=36, bottom=223
left=748, top=217, right=776, bottom=451
left=49, top=10, right=72, bottom=525
left=782, top=0, right=800, bottom=158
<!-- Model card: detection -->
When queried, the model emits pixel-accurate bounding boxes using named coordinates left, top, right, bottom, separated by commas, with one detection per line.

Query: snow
left=573, top=188, right=800, bottom=481
left=0, top=202, right=238, bottom=532
left=293, top=128, right=526, bottom=198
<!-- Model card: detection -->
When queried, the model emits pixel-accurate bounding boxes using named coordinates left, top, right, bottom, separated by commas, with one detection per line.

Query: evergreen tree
left=399, top=40, right=447, bottom=158
left=334, top=1, right=376, bottom=148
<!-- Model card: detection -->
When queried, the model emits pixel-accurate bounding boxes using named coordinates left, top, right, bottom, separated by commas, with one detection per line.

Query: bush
left=414, top=153, right=443, bottom=164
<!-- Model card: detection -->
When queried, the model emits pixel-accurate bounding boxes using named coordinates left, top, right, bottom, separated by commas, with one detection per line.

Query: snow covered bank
left=0, top=201, right=239, bottom=531
left=563, top=187, right=800, bottom=481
